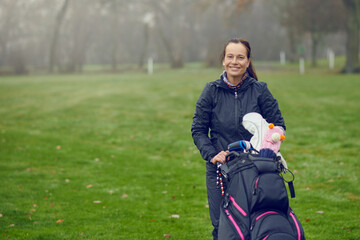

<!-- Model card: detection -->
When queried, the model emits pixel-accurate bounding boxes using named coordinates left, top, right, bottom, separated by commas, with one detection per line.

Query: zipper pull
left=235, top=92, right=238, bottom=99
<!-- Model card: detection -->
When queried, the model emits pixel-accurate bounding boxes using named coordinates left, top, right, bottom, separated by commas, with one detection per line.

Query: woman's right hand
left=210, top=151, right=229, bottom=165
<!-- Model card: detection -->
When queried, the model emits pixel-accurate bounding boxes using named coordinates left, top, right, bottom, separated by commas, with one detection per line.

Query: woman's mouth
left=229, top=66, right=240, bottom=71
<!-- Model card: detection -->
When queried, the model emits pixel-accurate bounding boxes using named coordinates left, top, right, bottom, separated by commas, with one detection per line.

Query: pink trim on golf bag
left=229, top=195, right=247, bottom=216
left=225, top=209, right=245, bottom=240
left=255, top=211, right=278, bottom=221
left=290, top=212, right=301, bottom=240
left=263, top=235, right=269, bottom=240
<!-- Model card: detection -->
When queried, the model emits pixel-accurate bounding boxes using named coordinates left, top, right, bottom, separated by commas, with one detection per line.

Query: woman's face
left=222, top=43, right=250, bottom=82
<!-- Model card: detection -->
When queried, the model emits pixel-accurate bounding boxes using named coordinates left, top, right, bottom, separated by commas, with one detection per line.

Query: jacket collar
left=214, top=74, right=256, bottom=93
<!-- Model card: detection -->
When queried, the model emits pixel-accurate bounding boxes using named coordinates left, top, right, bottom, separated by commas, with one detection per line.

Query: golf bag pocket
left=218, top=207, right=249, bottom=240
left=249, top=155, right=279, bottom=174
left=228, top=194, right=247, bottom=217
left=251, top=173, right=289, bottom=214
left=250, top=211, right=296, bottom=240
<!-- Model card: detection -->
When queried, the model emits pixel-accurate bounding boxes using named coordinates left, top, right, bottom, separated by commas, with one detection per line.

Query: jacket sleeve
left=259, top=83, right=286, bottom=130
left=191, top=83, right=218, bottom=162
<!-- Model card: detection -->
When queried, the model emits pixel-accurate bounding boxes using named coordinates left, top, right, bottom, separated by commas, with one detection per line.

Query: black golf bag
left=217, top=152, right=305, bottom=240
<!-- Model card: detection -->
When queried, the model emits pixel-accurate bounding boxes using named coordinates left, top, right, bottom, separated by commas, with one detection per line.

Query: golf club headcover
left=260, top=123, right=285, bottom=154
left=242, top=112, right=269, bottom=151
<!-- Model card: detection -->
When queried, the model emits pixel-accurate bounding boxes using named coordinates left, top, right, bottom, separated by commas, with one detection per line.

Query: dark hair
left=220, top=38, right=258, bottom=80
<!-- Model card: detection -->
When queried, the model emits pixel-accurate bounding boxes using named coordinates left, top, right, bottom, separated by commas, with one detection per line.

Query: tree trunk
left=342, top=0, right=360, bottom=73
left=111, top=0, right=120, bottom=72
left=311, top=33, right=320, bottom=67
left=158, top=26, right=184, bottom=69
left=138, top=24, right=149, bottom=69
left=287, top=28, right=297, bottom=63
left=48, top=0, right=70, bottom=73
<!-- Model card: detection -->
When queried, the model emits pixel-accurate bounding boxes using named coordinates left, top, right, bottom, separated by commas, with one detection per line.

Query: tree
left=342, top=0, right=360, bottom=73
left=280, top=0, right=345, bottom=67
left=48, top=0, right=70, bottom=73
left=195, top=0, right=255, bottom=67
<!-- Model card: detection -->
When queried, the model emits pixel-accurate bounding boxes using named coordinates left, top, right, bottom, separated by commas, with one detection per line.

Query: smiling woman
left=191, top=38, right=285, bottom=240
left=222, top=42, right=250, bottom=84
left=221, top=38, right=258, bottom=83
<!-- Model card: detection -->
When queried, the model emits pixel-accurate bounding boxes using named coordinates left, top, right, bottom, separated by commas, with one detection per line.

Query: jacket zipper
left=234, top=91, right=238, bottom=131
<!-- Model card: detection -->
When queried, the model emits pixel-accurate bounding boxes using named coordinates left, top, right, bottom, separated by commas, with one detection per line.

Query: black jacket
left=191, top=76, right=285, bottom=162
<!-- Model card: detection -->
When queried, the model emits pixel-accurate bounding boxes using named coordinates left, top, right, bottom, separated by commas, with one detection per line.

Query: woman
left=191, top=38, right=285, bottom=239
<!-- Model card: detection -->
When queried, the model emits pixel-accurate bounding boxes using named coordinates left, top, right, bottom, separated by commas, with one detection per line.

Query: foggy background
left=0, top=0, right=355, bottom=74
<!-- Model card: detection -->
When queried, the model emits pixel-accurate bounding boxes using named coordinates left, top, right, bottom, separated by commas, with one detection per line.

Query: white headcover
left=242, top=112, right=269, bottom=151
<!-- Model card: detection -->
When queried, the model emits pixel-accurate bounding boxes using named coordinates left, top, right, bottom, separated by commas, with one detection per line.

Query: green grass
left=0, top=65, right=359, bottom=239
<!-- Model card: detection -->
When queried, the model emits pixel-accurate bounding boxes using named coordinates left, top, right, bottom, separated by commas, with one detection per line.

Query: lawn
left=0, top=66, right=359, bottom=239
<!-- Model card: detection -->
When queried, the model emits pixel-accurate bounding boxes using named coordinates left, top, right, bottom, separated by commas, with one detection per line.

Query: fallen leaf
left=9, top=224, right=15, bottom=227
left=56, top=145, right=61, bottom=150
left=122, top=194, right=128, bottom=198
left=316, top=211, right=324, bottom=214
left=50, top=203, right=55, bottom=207
left=44, top=196, right=48, bottom=199
left=33, top=204, right=37, bottom=208
left=26, top=168, right=31, bottom=172
left=172, top=196, right=176, bottom=199
left=65, top=179, right=70, bottom=183
left=109, top=190, right=114, bottom=194
left=305, top=218, right=311, bottom=222
left=171, top=215, right=180, bottom=219
left=86, top=184, right=93, bottom=189
left=205, top=205, right=209, bottom=208
left=0, top=214, right=3, bottom=217
left=164, top=234, right=171, bottom=238
left=94, top=158, right=100, bottom=162
left=93, top=201, right=102, bottom=204
left=328, top=179, right=334, bottom=182
left=30, top=209, right=36, bottom=212
left=56, top=219, right=64, bottom=223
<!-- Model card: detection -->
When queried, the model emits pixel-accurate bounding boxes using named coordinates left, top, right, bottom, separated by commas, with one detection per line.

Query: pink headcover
left=260, top=123, right=285, bottom=153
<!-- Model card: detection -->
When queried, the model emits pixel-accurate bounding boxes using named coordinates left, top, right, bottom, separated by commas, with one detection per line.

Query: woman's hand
left=210, top=151, right=229, bottom=165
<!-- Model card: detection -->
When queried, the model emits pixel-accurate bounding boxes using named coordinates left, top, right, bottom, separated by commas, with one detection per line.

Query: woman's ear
left=247, top=58, right=251, bottom=68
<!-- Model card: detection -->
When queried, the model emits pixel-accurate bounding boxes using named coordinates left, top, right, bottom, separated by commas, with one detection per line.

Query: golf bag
left=217, top=152, right=305, bottom=240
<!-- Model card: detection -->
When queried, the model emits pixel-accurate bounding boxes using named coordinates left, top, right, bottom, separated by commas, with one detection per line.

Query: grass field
left=0, top=65, right=359, bottom=239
